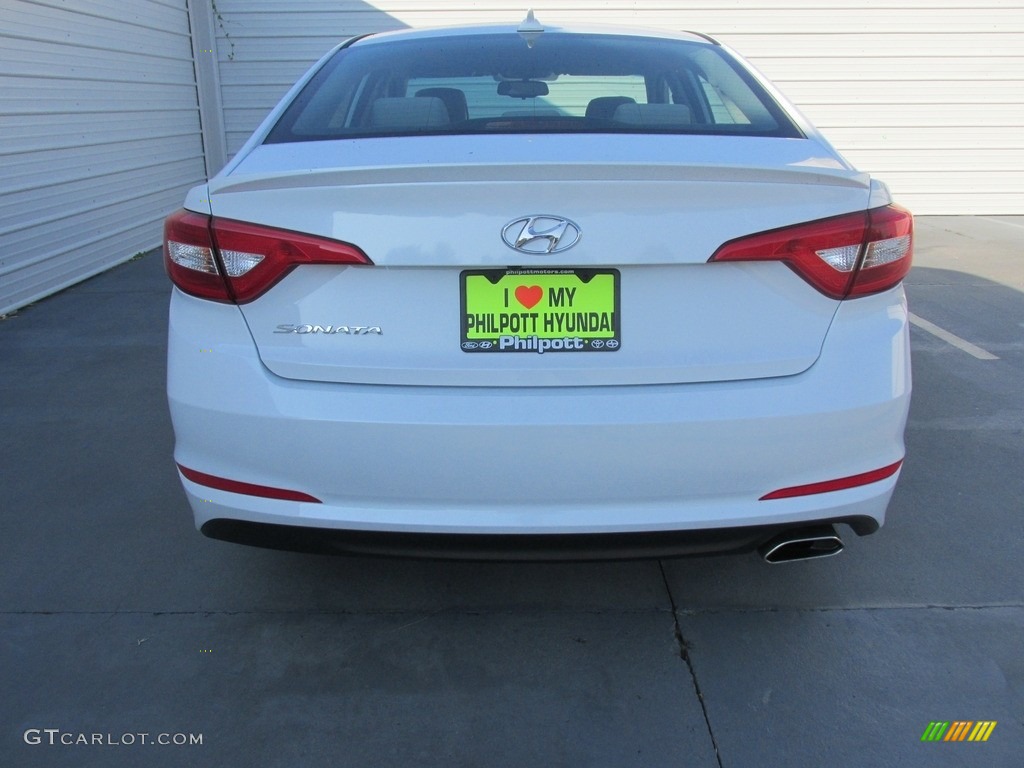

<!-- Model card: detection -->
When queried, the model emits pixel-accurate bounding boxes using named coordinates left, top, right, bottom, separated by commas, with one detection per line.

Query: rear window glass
left=265, top=33, right=802, bottom=143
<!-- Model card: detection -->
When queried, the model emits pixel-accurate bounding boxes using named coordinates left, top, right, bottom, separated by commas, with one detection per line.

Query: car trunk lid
left=209, top=135, right=870, bottom=387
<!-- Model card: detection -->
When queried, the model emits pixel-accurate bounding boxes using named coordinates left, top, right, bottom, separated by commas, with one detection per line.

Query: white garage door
left=0, top=0, right=208, bottom=315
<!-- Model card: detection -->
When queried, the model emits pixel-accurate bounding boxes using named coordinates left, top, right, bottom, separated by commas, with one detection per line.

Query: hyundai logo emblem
left=501, top=215, right=582, bottom=254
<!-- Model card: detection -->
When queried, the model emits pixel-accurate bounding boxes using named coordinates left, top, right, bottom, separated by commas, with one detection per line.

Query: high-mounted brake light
left=163, top=210, right=372, bottom=303
left=709, top=204, right=913, bottom=299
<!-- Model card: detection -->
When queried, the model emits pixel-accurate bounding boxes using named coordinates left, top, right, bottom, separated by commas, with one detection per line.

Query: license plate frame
left=460, top=268, right=620, bottom=353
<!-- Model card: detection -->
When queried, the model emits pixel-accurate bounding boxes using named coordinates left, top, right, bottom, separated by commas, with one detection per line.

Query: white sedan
left=164, top=15, right=912, bottom=562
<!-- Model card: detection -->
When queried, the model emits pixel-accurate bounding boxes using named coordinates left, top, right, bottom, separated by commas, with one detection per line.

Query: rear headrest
left=612, top=103, right=693, bottom=127
left=415, top=88, right=469, bottom=123
left=586, top=96, right=636, bottom=120
left=369, top=97, right=450, bottom=130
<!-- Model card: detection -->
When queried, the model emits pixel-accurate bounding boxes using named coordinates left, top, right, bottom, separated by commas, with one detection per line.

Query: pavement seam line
left=659, top=560, right=724, bottom=768
left=4, top=603, right=1022, bottom=617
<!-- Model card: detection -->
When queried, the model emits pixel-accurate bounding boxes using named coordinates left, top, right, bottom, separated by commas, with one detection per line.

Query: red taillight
left=163, top=209, right=372, bottom=303
left=848, top=204, right=914, bottom=297
left=164, top=209, right=231, bottom=302
left=210, top=217, right=372, bottom=302
left=709, top=204, right=913, bottom=299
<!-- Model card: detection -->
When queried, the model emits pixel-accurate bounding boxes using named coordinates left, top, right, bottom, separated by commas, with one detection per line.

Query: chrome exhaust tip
left=759, top=525, right=844, bottom=564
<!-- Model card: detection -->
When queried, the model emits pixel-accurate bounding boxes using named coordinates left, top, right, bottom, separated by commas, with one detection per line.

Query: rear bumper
left=198, top=518, right=875, bottom=561
left=168, top=286, right=910, bottom=540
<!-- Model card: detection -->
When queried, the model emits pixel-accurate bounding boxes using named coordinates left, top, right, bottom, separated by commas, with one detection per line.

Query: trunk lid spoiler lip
left=210, top=161, right=870, bottom=197
left=211, top=132, right=865, bottom=195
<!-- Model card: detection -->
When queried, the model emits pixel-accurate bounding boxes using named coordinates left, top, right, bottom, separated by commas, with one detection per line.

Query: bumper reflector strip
left=760, top=460, right=903, bottom=501
left=177, top=464, right=321, bottom=503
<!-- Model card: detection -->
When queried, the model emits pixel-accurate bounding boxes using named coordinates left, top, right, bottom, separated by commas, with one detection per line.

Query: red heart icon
left=514, top=285, right=543, bottom=309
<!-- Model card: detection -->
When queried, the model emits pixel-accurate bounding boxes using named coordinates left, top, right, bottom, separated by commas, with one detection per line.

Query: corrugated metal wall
left=212, top=1, right=408, bottom=156
left=0, top=0, right=207, bottom=315
left=210, top=0, right=1024, bottom=215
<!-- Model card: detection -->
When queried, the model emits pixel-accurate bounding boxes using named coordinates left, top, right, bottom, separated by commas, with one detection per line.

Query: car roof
left=348, top=21, right=717, bottom=48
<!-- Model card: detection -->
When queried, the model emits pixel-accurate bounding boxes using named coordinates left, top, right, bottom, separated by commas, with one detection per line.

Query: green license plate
left=460, top=268, right=620, bottom=353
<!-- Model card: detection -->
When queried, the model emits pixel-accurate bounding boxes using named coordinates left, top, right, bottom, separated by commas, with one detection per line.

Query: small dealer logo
left=498, top=335, right=585, bottom=354
left=921, top=721, right=997, bottom=742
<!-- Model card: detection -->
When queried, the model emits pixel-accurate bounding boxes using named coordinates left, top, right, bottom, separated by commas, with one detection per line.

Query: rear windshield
left=265, top=33, right=802, bottom=143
